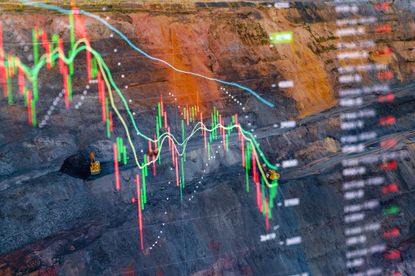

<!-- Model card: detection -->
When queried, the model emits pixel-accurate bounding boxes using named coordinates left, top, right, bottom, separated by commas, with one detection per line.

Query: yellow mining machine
left=89, top=151, right=101, bottom=175
left=262, top=164, right=280, bottom=181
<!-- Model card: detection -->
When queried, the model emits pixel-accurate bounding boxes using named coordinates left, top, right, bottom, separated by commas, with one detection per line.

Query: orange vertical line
left=86, top=40, right=92, bottom=81
left=164, top=111, right=168, bottom=129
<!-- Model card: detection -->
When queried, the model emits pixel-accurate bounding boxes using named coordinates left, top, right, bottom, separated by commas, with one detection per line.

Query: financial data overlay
left=0, top=1, right=414, bottom=275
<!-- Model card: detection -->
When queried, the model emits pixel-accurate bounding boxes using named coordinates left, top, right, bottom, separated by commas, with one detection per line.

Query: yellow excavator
left=89, top=151, right=101, bottom=175
left=268, top=170, right=280, bottom=181
left=262, top=164, right=280, bottom=181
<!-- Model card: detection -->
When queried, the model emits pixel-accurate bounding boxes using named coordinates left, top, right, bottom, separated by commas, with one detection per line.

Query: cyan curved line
left=20, top=1, right=275, bottom=108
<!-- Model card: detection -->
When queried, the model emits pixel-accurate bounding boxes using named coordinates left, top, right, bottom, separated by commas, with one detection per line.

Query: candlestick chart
left=0, top=1, right=289, bottom=272
left=0, top=0, right=284, bottom=250
left=3, top=1, right=415, bottom=275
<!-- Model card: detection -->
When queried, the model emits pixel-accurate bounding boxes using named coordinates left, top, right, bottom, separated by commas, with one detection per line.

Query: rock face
left=0, top=2, right=415, bottom=276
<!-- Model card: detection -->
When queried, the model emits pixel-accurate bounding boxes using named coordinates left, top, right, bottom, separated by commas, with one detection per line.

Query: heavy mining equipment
left=262, top=164, right=280, bottom=181
left=89, top=151, right=101, bottom=175
left=267, top=170, right=280, bottom=181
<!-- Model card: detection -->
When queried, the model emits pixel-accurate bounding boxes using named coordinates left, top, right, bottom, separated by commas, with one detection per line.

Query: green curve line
left=14, top=38, right=279, bottom=187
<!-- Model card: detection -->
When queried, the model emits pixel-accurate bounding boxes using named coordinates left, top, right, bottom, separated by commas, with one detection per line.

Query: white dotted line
left=244, top=115, right=258, bottom=137
left=168, top=91, right=177, bottom=102
left=39, top=80, right=94, bottom=128
left=39, top=89, right=64, bottom=128
left=113, top=52, right=129, bottom=91
left=148, top=180, right=170, bottom=251
left=149, top=225, right=164, bottom=251
left=188, top=180, right=203, bottom=202
left=74, top=83, right=91, bottom=110
left=220, top=87, right=244, bottom=110
left=149, top=154, right=209, bottom=250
